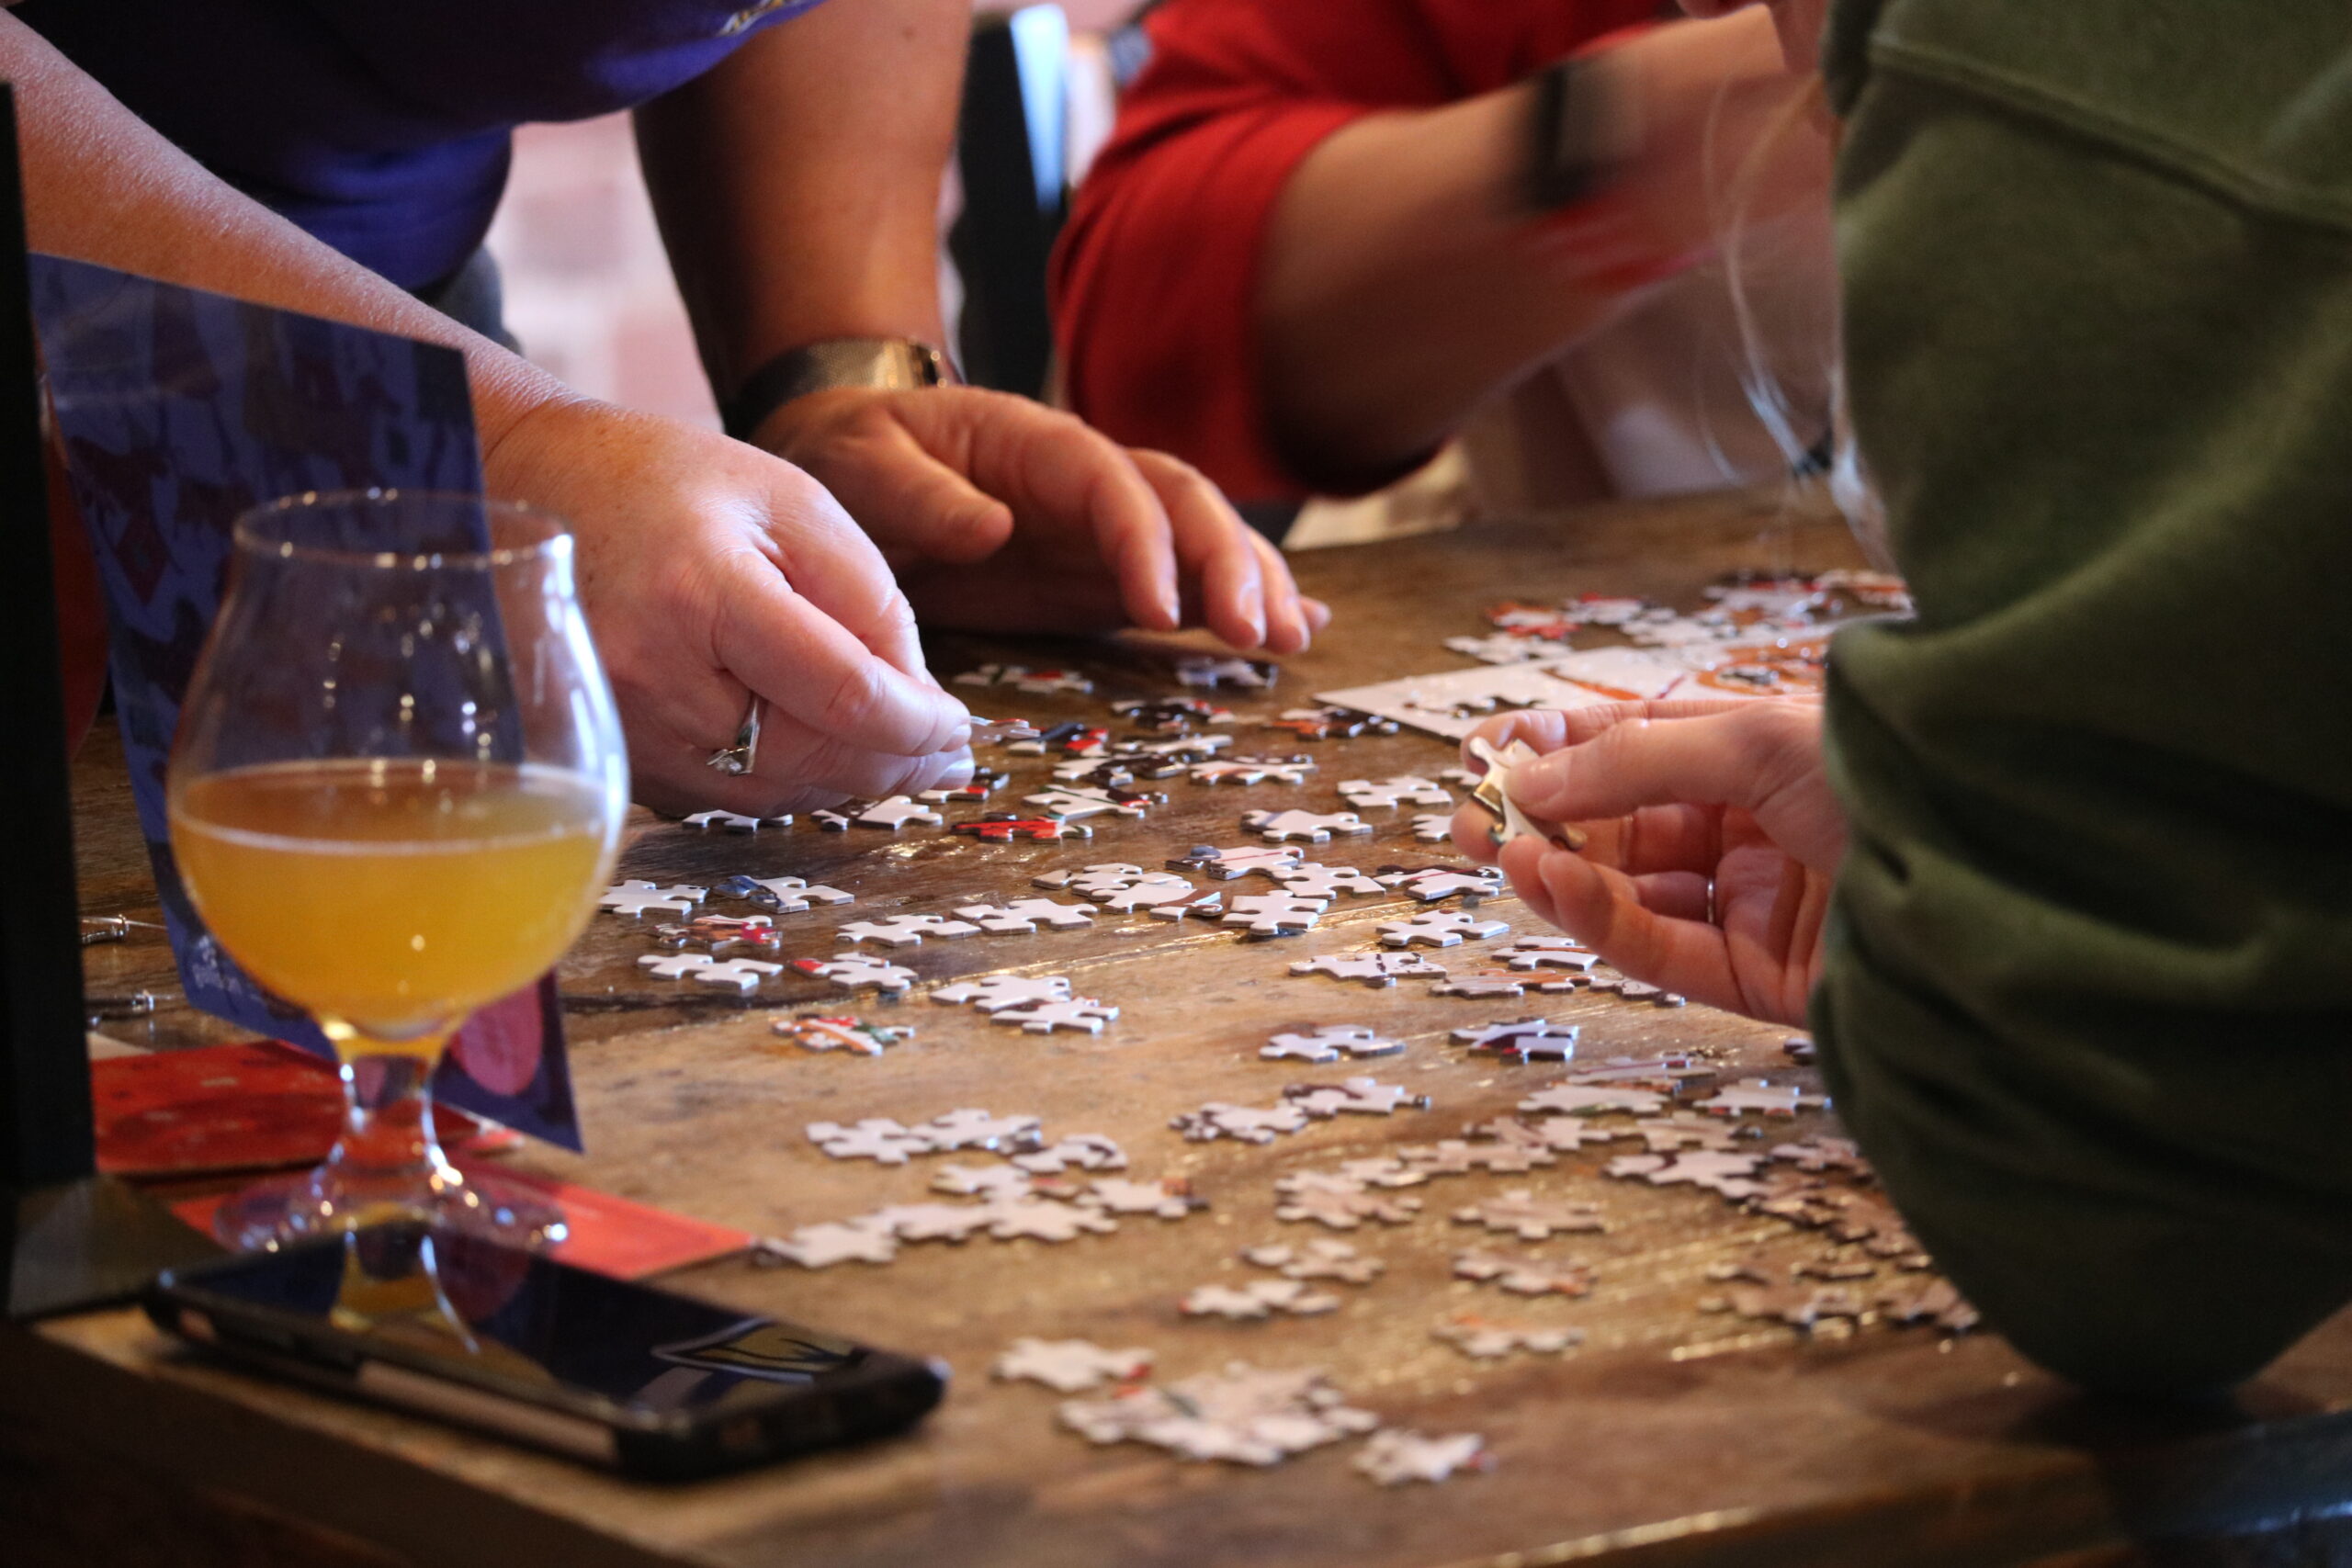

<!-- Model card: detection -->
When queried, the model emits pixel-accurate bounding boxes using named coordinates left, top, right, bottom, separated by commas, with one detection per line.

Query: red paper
left=94, top=1040, right=508, bottom=1178
left=170, top=1168, right=752, bottom=1281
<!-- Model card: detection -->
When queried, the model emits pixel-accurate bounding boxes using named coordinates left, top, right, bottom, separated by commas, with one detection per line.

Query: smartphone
left=144, top=1224, right=945, bottom=1480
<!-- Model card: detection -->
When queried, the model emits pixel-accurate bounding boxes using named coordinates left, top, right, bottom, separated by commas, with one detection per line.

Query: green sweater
left=1817, top=0, right=2352, bottom=1394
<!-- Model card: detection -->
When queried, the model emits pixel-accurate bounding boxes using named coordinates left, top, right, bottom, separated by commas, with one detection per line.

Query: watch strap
left=1523, top=56, right=1637, bottom=214
left=723, top=337, right=950, bottom=442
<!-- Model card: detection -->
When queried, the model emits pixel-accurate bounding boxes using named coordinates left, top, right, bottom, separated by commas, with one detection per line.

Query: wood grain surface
left=18, top=490, right=2352, bottom=1568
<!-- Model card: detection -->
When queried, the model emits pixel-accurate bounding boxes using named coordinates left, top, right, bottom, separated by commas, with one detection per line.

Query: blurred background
left=484, top=0, right=1133, bottom=432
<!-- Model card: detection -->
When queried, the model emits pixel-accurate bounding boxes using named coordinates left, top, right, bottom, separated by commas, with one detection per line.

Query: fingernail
left=938, top=750, right=976, bottom=787
left=1512, top=751, right=1568, bottom=810
left=1159, top=587, right=1182, bottom=626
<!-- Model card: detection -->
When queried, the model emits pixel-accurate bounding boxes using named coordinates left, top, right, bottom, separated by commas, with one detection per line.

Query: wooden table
left=13, top=491, right=2352, bottom=1568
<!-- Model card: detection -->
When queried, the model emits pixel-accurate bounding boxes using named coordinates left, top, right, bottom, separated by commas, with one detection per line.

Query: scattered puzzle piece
left=1264, top=863, right=1386, bottom=899
left=1354, top=1430, right=1491, bottom=1486
left=1605, top=1149, right=1768, bottom=1199
left=682, top=809, right=790, bottom=832
left=1114, top=695, right=1235, bottom=732
left=1378, top=910, right=1511, bottom=948
left=1288, top=952, right=1448, bottom=987
left=867, top=1202, right=998, bottom=1244
left=1283, top=1077, right=1430, bottom=1118
left=1241, top=1239, right=1385, bottom=1285
left=774, top=1014, right=913, bottom=1055
left=1564, top=1054, right=1714, bottom=1093
left=1181, top=1280, right=1340, bottom=1320
left=1024, top=786, right=1151, bottom=821
left=955, top=662, right=1093, bottom=695
left=792, top=953, right=917, bottom=995
left=1190, top=756, right=1316, bottom=787
left=1261, top=1025, right=1405, bottom=1064
left=1696, top=1078, right=1831, bottom=1118
left=1411, top=814, right=1453, bottom=843
left=1374, top=865, right=1507, bottom=904
left=931, top=1163, right=1033, bottom=1201
left=851, top=795, right=945, bottom=830
left=930, top=974, right=1074, bottom=1011
left=1145, top=888, right=1227, bottom=922
left=1449, top=1017, right=1580, bottom=1063
left=1494, top=937, right=1598, bottom=972
left=835, top=914, right=981, bottom=947
left=1221, top=893, right=1329, bottom=938
left=1518, top=1081, right=1667, bottom=1117
left=717, top=874, right=854, bottom=912
left=1275, top=1187, right=1423, bottom=1230
left=806, top=1119, right=932, bottom=1165
left=1080, top=1176, right=1203, bottom=1219
left=954, top=897, right=1099, bottom=933
left=1170, top=1101, right=1311, bottom=1145
left=1451, top=1189, right=1606, bottom=1241
left=1453, top=1249, right=1595, bottom=1298
left=1337, top=776, right=1453, bottom=810
left=1168, top=844, right=1305, bottom=879
left=1626, top=1112, right=1741, bottom=1153
left=757, top=1220, right=898, bottom=1269
left=635, top=953, right=785, bottom=992
left=1430, top=1316, right=1585, bottom=1359
left=1012, top=1134, right=1127, bottom=1174
left=983, top=1197, right=1119, bottom=1243
left=1058, top=1363, right=1375, bottom=1466
left=952, top=815, right=1092, bottom=843
left=1265, top=705, right=1397, bottom=741
left=600, top=880, right=707, bottom=918
left=1430, top=973, right=1528, bottom=1000
left=1401, top=1139, right=1554, bottom=1177
left=914, top=1109, right=1045, bottom=1154
left=1241, top=808, right=1372, bottom=844
left=990, top=997, right=1121, bottom=1034
left=994, top=1338, right=1154, bottom=1394
left=1175, top=655, right=1277, bottom=690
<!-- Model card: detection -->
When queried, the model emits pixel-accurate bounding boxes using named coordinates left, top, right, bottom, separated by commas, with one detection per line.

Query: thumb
left=1509, top=702, right=1816, bottom=821
left=809, top=402, right=1016, bottom=562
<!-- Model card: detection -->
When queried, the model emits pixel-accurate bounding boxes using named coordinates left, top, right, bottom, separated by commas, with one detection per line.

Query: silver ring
left=706, top=697, right=763, bottom=776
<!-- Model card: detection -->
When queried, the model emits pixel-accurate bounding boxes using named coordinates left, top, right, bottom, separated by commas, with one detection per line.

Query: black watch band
left=1523, top=56, right=1636, bottom=214
left=722, top=337, right=951, bottom=442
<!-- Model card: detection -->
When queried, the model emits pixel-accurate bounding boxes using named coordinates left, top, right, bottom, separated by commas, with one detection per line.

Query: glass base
left=211, top=1162, right=569, bottom=1253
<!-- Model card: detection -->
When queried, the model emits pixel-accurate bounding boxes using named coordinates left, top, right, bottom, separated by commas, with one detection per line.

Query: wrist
left=722, top=336, right=954, bottom=443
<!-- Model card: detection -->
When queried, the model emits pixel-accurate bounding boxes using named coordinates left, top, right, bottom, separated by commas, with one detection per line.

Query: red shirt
left=1051, top=0, right=1659, bottom=502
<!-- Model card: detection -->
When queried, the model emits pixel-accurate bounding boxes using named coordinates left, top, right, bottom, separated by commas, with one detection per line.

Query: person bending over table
left=1052, top=0, right=1836, bottom=513
left=1456, top=0, right=2352, bottom=1398
left=13, top=0, right=1324, bottom=816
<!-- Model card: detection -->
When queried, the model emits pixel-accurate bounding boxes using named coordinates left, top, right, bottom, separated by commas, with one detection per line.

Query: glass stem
left=326, top=1045, right=458, bottom=1191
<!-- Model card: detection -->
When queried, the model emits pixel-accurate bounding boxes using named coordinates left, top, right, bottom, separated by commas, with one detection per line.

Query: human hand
left=483, top=398, right=973, bottom=818
left=1452, top=699, right=1843, bottom=1025
left=755, top=386, right=1331, bottom=653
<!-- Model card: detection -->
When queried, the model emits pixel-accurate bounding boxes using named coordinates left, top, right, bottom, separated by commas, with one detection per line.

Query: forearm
left=1257, top=8, right=1821, bottom=487
left=635, top=0, right=965, bottom=404
left=1, top=16, right=565, bottom=458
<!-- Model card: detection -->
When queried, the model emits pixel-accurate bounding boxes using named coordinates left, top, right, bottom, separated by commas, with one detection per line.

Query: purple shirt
left=17, top=0, right=830, bottom=288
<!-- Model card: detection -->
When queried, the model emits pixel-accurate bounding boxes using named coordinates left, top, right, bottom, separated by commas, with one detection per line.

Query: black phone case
left=144, top=1244, right=944, bottom=1481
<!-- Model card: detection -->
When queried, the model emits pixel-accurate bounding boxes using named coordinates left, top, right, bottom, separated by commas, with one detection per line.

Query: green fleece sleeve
left=1815, top=0, right=2352, bottom=1395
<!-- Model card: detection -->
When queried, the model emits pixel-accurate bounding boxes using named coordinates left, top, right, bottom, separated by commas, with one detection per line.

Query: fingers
left=1499, top=838, right=1746, bottom=1012
left=1462, top=696, right=1760, bottom=761
left=1507, top=701, right=1824, bottom=827
left=776, top=397, right=1017, bottom=568
left=707, top=547, right=970, bottom=762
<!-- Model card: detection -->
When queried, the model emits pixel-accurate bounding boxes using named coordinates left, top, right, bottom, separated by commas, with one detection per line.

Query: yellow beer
left=171, top=758, right=616, bottom=1050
